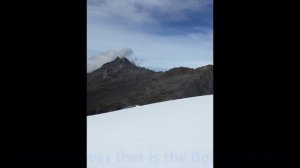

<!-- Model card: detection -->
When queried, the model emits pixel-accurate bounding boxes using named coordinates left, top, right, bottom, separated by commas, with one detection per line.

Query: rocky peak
left=87, top=63, right=213, bottom=115
left=88, top=57, right=147, bottom=81
left=114, top=57, right=131, bottom=64
left=101, top=57, right=134, bottom=69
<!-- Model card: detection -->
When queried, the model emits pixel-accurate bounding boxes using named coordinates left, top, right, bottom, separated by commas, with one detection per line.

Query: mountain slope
left=87, top=57, right=213, bottom=115
left=87, top=95, right=213, bottom=168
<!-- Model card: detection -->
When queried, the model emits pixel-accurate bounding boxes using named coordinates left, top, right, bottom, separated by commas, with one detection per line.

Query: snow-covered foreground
left=87, top=95, right=213, bottom=168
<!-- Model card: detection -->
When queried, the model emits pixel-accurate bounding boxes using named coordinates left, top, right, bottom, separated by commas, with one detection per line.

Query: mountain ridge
left=87, top=57, right=213, bottom=115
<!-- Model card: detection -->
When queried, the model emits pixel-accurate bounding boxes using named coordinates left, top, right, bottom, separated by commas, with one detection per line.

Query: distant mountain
left=87, top=57, right=213, bottom=115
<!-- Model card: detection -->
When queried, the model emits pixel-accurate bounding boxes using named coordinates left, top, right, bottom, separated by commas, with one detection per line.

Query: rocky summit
left=87, top=57, right=213, bottom=115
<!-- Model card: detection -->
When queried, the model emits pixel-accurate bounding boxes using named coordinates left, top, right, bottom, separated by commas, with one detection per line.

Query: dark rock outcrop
left=87, top=57, right=213, bottom=115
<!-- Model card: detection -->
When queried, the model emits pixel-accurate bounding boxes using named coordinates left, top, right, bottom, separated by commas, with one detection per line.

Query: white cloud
left=87, top=24, right=213, bottom=70
left=87, top=48, right=133, bottom=73
left=88, top=0, right=212, bottom=24
left=87, top=0, right=213, bottom=71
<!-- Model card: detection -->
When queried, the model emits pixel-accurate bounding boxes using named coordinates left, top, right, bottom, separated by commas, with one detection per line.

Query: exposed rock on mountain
left=87, top=57, right=213, bottom=115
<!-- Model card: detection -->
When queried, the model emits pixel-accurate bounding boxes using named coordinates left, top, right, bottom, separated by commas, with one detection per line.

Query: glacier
left=87, top=95, right=213, bottom=168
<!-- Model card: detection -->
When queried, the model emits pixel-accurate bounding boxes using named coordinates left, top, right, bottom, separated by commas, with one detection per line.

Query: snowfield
left=87, top=95, right=213, bottom=168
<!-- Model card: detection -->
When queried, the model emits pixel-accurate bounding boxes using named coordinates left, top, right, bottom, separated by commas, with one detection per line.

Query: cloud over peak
left=87, top=48, right=133, bottom=73
left=87, top=0, right=213, bottom=71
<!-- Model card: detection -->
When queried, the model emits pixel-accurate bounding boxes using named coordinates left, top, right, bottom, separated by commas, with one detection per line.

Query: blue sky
left=87, top=0, right=213, bottom=72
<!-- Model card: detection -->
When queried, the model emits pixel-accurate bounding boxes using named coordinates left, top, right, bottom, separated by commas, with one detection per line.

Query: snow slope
left=87, top=95, right=213, bottom=168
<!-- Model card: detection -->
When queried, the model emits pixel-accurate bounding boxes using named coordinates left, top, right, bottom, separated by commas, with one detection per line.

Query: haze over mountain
left=87, top=57, right=213, bottom=115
